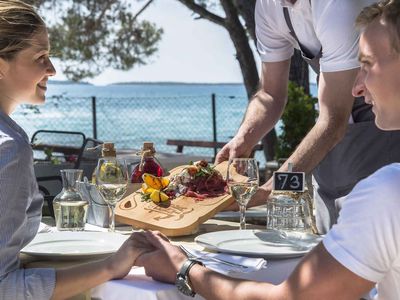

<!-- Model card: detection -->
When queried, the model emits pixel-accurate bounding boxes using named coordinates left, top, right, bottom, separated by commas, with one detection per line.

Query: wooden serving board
left=115, top=162, right=234, bottom=236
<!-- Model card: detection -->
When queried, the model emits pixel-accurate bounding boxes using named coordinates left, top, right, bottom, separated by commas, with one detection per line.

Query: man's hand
left=250, top=183, right=272, bottom=207
left=105, top=231, right=155, bottom=279
left=215, top=136, right=253, bottom=165
left=134, top=231, right=187, bottom=283
left=223, top=181, right=272, bottom=211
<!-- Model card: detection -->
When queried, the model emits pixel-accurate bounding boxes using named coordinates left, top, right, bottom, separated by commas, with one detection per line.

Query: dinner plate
left=195, top=230, right=322, bottom=258
left=21, top=231, right=128, bottom=260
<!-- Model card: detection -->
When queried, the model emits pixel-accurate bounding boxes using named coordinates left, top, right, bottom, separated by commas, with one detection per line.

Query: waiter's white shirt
left=255, top=0, right=376, bottom=72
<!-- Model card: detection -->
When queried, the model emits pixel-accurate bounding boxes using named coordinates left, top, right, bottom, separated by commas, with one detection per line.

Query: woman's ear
left=0, top=58, right=9, bottom=79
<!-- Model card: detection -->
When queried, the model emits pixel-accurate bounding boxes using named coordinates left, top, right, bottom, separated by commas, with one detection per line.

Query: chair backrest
left=36, top=175, right=63, bottom=218
left=31, top=130, right=86, bottom=163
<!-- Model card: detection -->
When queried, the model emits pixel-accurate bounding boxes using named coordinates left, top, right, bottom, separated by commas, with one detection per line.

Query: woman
left=0, top=1, right=143, bottom=299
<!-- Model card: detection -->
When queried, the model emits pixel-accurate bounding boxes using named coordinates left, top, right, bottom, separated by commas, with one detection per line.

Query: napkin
left=182, top=246, right=267, bottom=275
left=38, top=222, right=56, bottom=233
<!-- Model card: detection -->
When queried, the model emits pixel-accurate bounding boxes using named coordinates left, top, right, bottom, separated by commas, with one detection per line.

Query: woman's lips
left=37, top=83, right=47, bottom=91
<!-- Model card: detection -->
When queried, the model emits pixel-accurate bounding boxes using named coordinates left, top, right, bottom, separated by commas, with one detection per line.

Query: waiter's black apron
left=283, top=7, right=400, bottom=234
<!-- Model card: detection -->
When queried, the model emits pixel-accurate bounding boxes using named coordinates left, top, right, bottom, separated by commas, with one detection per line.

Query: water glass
left=266, top=191, right=313, bottom=233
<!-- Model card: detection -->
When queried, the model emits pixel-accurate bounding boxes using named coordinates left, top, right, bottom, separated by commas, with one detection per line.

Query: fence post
left=211, top=93, right=217, bottom=158
left=92, top=96, right=97, bottom=139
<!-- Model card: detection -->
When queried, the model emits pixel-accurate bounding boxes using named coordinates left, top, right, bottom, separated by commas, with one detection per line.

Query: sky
left=51, top=0, right=259, bottom=86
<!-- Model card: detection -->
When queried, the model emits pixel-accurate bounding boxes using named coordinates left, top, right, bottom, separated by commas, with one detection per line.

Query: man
left=216, top=0, right=400, bottom=234
left=133, top=3, right=400, bottom=298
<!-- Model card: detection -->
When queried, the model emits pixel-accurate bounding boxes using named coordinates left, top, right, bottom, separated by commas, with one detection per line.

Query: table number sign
left=273, top=163, right=304, bottom=192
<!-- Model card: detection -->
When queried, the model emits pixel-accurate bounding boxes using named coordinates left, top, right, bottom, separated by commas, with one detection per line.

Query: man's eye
left=360, top=60, right=371, bottom=66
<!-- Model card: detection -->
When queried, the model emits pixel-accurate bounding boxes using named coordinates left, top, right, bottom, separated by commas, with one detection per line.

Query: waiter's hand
left=214, top=136, right=253, bottom=165
left=223, top=182, right=272, bottom=211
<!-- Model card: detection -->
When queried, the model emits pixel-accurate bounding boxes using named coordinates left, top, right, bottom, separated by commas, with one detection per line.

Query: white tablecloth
left=91, top=257, right=301, bottom=300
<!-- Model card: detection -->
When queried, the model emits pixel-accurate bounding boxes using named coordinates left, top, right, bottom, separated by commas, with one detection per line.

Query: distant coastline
left=109, top=81, right=244, bottom=86
left=49, top=79, right=243, bottom=86
left=49, top=80, right=92, bottom=85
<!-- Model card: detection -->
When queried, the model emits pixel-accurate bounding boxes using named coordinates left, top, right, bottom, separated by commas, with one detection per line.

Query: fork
left=179, top=245, right=248, bottom=270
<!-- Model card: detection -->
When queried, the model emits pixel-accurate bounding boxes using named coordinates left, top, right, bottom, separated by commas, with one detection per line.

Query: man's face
left=352, top=18, right=400, bottom=130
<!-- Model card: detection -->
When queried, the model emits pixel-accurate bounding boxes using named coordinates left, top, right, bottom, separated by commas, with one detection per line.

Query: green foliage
left=30, top=0, right=163, bottom=81
left=275, top=82, right=317, bottom=159
left=44, top=148, right=61, bottom=165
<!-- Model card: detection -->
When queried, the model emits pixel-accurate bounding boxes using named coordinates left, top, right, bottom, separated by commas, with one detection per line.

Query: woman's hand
left=105, top=232, right=155, bottom=279
left=134, top=231, right=187, bottom=283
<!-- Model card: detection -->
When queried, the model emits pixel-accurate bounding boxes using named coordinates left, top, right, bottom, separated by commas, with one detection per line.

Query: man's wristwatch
left=175, top=259, right=203, bottom=297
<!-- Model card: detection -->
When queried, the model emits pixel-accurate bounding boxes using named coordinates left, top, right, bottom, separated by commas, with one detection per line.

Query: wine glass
left=95, top=158, right=128, bottom=232
left=227, top=158, right=259, bottom=230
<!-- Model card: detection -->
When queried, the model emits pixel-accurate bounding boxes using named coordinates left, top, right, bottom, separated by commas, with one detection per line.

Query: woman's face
left=0, top=28, right=56, bottom=114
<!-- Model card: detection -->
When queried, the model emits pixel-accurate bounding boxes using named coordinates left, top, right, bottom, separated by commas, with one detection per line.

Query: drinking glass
left=227, top=158, right=259, bottom=230
left=95, top=158, right=128, bottom=232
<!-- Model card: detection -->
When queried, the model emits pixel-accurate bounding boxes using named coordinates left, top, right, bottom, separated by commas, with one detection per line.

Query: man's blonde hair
left=0, top=0, right=45, bottom=60
left=356, top=0, right=400, bottom=53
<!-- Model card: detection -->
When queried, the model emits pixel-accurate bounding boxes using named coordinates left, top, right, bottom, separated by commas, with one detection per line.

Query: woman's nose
left=46, top=57, right=56, bottom=76
left=352, top=70, right=366, bottom=98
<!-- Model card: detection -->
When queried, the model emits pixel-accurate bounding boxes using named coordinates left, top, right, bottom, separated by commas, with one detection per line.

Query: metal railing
left=12, top=94, right=255, bottom=161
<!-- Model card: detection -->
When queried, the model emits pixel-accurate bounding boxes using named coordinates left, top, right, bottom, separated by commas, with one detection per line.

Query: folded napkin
left=182, top=246, right=267, bottom=275
left=38, top=222, right=56, bottom=233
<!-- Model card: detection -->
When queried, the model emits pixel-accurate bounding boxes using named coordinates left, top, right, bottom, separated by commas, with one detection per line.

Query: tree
left=176, top=0, right=309, bottom=160
left=30, top=0, right=163, bottom=81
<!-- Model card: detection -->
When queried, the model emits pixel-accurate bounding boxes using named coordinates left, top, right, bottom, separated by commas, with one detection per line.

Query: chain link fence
left=12, top=94, right=268, bottom=164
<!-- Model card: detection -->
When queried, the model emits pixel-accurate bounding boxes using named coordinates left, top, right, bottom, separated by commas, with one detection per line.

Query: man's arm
left=250, top=69, right=358, bottom=207
left=215, top=60, right=290, bottom=163
left=189, top=243, right=374, bottom=300
left=135, top=232, right=374, bottom=300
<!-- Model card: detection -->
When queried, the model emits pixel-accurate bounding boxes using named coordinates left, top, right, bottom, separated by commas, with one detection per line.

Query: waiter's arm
left=251, top=69, right=358, bottom=206
left=215, top=60, right=290, bottom=163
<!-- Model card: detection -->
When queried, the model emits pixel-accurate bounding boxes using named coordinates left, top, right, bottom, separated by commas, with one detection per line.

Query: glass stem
left=239, top=204, right=246, bottom=230
left=109, top=205, right=115, bottom=232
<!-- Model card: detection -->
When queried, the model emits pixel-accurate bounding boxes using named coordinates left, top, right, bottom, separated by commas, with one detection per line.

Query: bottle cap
left=142, top=142, right=155, bottom=157
left=102, top=142, right=116, bottom=157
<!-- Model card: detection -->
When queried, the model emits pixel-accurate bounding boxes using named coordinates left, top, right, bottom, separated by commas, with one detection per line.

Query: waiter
left=216, top=0, right=400, bottom=234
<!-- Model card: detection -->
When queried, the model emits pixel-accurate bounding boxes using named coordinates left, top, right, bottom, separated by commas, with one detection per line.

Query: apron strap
left=283, top=7, right=316, bottom=59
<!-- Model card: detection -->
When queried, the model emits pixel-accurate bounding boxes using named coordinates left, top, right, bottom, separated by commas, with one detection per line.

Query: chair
left=36, top=175, right=63, bottom=218
left=32, top=132, right=101, bottom=217
left=31, top=130, right=86, bottom=163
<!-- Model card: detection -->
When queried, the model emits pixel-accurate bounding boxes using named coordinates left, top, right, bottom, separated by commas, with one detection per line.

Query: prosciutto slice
left=184, top=171, right=226, bottom=200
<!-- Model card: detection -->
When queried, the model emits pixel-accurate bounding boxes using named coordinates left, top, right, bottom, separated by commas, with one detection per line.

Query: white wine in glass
left=227, top=158, right=259, bottom=230
left=96, top=158, right=128, bottom=232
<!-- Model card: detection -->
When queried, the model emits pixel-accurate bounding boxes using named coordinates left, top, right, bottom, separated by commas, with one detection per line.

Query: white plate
left=195, top=230, right=322, bottom=259
left=21, top=231, right=128, bottom=260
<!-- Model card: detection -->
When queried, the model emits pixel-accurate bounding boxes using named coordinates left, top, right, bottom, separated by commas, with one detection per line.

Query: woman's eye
left=37, top=55, right=46, bottom=63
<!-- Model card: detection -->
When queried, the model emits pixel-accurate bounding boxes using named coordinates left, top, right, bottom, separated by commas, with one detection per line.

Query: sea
left=12, top=82, right=318, bottom=166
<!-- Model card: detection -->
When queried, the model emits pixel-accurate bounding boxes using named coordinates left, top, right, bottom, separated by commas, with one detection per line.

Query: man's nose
left=352, top=70, right=366, bottom=98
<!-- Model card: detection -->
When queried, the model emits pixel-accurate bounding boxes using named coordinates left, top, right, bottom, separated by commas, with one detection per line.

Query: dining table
left=20, top=216, right=307, bottom=300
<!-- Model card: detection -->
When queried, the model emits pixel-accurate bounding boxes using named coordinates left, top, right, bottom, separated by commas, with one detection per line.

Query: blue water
left=12, top=82, right=318, bottom=166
